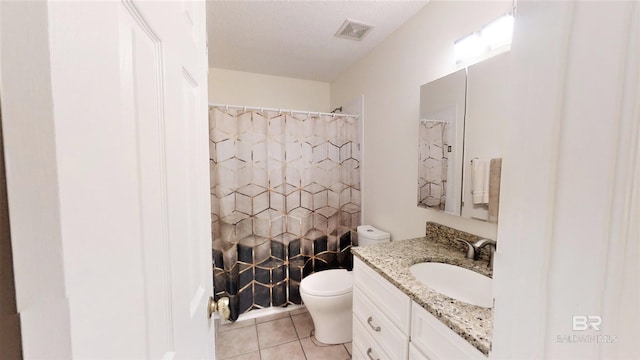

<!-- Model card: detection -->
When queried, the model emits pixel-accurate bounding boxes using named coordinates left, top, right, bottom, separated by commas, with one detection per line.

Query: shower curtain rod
left=208, top=103, right=359, bottom=119
left=420, top=118, right=449, bottom=124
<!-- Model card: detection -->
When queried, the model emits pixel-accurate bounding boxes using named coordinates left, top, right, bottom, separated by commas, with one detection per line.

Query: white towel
left=488, top=158, right=502, bottom=223
left=471, top=158, right=491, bottom=204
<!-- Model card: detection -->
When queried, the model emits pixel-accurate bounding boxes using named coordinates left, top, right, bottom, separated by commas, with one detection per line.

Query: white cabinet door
left=409, top=343, right=431, bottom=360
left=411, top=302, right=487, bottom=360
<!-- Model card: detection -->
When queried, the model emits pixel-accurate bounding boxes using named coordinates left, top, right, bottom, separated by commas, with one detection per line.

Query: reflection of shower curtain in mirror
left=209, top=106, right=360, bottom=321
left=418, top=120, right=448, bottom=210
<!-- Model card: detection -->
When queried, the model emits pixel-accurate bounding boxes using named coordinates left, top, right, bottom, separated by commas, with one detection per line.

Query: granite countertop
left=351, top=236, right=493, bottom=355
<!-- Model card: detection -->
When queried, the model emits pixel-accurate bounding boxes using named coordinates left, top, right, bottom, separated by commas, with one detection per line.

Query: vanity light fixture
left=454, top=33, right=484, bottom=64
left=482, top=14, right=515, bottom=50
left=454, top=13, right=514, bottom=65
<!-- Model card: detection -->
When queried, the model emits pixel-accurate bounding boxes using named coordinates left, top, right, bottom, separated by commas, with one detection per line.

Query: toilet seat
left=300, top=269, right=353, bottom=297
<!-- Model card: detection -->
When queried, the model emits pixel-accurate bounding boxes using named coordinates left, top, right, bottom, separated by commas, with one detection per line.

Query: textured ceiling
left=206, top=1, right=429, bottom=82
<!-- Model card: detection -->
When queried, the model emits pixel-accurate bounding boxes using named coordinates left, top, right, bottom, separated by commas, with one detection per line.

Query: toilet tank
left=357, top=225, right=390, bottom=246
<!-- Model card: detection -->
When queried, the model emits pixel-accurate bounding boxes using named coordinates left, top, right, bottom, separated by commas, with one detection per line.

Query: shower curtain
left=209, top=106, right=360, bottom=321
left=418, top=120, right=448, bottom=210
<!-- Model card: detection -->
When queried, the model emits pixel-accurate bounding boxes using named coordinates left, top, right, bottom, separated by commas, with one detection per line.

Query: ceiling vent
left=335, top=19, right=374, bottom=41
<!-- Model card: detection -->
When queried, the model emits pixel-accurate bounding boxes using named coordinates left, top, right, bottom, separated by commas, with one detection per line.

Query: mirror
left=417, top=69, right=466, bottom=215
left=418, top=53, right=509, bottom=222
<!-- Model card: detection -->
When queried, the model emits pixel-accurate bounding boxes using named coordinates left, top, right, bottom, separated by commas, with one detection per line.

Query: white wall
left=0, top=1, right=72, bottom=358
left=331, top=2, right=639, bottom=358
left=209, top=68, right=330, bottom=112
left=330, top=1, right=512, bottom=240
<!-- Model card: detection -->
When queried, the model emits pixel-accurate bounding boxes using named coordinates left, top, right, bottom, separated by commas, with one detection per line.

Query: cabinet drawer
left=353, top=314, right=392, bottom=360
left=411, top=302, right=487, bottom=359
left=353, top=285, right=409, bottom=360
left=353, top=257, right=411, bottom=333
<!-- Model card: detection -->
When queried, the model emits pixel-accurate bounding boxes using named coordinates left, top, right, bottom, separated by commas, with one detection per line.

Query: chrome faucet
left=454, top=238, right=497, bottom=268
left=454, top=238, right=475, bottom=259
left=473, top=239, right=497, bottom=268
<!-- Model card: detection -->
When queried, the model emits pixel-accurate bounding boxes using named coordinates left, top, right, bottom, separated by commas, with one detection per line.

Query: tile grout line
left=290, top=312, right=309, bottom=360
left=256, top=313, right=302, bottom=359
left=343, top=343, right=351, bottom=359
left=301, top=338, right=309, bottom=360
left=255, top=321, right=262, bottom=360
left=290, top=312, right=303, bottom=340
left=288, top=313, right=310, bottom=360
left=221, top=310, right=335, bottom=360
left=294, top=310, right=306, bottom=359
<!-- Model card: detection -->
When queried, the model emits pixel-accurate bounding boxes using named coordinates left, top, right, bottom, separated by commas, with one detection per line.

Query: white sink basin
left=409, top=262, right=493, bottom=307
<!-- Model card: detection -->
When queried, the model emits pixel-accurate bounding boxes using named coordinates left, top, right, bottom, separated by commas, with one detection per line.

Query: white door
left=1, top=0, right=213, bottom=358
left=117, top=1, right=214, bottom=358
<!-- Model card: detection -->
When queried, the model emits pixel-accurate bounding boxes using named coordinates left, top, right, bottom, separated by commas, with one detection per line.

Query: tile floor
left=216, top=307, right=352, bottom=360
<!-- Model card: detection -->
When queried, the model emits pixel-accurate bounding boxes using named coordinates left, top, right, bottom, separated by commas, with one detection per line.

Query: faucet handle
left=454, top=238, right=475, bottom=259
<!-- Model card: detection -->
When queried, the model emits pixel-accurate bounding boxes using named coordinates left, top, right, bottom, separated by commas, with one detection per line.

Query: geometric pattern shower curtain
left=209, top=106, right=360, bottom=321
left=417, top=120, right=448, bottom=210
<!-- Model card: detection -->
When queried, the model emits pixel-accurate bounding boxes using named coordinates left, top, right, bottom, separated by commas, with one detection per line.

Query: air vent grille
left=335, top=19, right=373, bottom=41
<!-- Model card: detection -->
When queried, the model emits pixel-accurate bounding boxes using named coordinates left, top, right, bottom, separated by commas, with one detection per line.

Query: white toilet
left=300, top=225, right=390, bottom=344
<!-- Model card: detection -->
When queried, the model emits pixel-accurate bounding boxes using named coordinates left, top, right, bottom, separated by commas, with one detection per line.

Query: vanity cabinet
left=353, top=257, right=488, bottom=360
left=409, top=343, right=430, bottom=360
left=352, top=257, right=411, bottom=360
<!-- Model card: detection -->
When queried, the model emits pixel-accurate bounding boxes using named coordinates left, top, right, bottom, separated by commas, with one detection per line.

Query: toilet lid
left=300, top=269, right=353, bottom=297
left=357, top=225, right=390, bottom=240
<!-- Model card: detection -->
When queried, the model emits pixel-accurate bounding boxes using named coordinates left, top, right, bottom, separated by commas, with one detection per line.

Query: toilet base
left=300, top=291, right=353, bottom=344
left=312, top=315, right=352, bottom=344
